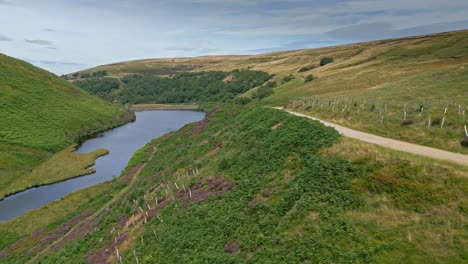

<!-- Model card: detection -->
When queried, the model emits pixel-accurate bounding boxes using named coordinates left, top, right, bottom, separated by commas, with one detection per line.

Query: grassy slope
left=2, top=105, right=466, bottom=263
left=0, top=53, right=134, bottom=198
left=81, top=30, right=468, bottom=152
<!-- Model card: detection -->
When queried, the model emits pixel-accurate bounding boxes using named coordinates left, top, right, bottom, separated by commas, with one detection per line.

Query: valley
left=0, top=29, right=467, bottom=263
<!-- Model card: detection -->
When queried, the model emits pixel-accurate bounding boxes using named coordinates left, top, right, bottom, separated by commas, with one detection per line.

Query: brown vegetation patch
left=0, top=237, right=30, bottom=259
left=223, top=74, right=235, bottom=83
left=191, top=106, right=221, bottom=136
left=150, top=171, right=164, bottom=181
left=118, top=111, right=136, bottom=124
left=0, top=210, right=95, bottom=258
left=120, top=164, right=143, bottom=183
left=86, top=177, right=230, bottom=263
left=401, top=119, right=414, bottom=126
left=49, top=215, right=99, bottom=252
left=176, top=176, right=231, bottom=207
left=461, top=136, right=468, bottom=147
left=346, top=204, right=421, bottom=227
left=192, top=117, right=210, bottom=136
left=148, top=181, right=163, bottom=193
left=87, top=232, right=130, bottom=264
left=224, top=240, right=241, bottom=254
left=117, top=215, right=130, bottom=229
left=161, top=131, right=175, bottom=141
left=147, top=143, right=158, bottom=154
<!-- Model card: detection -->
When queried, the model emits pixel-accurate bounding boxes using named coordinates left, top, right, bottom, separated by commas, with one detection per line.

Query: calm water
left=0, top=110, right=204, bottom=221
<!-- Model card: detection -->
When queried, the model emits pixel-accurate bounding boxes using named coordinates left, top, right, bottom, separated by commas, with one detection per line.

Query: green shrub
left=252, top=86, right=274, bottom=99
left=265, top=81, right=277, bottom=88
left=234, top=97, right=252, bottom=105
left=298, top=65, right=315, bottom=72
left=282, top=74, right=295, bottom=83
left=304, top=74, right=315, bottom=83
left=320, top=57, right=334, bottom=66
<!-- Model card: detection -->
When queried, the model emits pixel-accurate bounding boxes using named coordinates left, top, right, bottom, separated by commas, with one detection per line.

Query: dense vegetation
left=2, top=105, right=465, bottom=263
left=0, top=53, right=133, bottom=198
left=74, top=70, right=271, bottom=104
left=73, top=78, right=120, bottom=102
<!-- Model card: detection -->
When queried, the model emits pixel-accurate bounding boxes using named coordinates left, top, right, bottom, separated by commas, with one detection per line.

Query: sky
left=0, top=0, right=467, bottom=75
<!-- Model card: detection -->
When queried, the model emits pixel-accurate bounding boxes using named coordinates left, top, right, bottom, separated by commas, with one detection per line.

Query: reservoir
left=0, top=110, right=205, bottom=221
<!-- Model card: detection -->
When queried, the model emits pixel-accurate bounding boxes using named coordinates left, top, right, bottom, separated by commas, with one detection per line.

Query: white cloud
left=0, top=0, right=467, bottom=74
left=25, top=39, right=54, bottom=45
left=0, top=33, right=12, bottom=41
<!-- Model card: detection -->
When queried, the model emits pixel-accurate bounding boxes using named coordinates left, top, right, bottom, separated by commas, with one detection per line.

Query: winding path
left=276, top=107, right=468, bottom=166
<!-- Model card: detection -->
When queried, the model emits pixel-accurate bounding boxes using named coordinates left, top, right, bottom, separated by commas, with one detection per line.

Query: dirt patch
left=192, top=106, right=221, bottom=136
left=271, top=122, right=283, bottom=129
left=223, top=74, right=235, bottom=83
left=176, top=176, right=231, bottom=207
left=224, top=240, right=241, bottom=254
left=121, top=164, right=143, bottom=183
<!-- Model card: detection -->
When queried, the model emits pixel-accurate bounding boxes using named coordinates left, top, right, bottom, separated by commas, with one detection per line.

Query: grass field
left=1, top=105, right=465, bottom=263
left=0, top=53, right=134, bottom=198
left=287, top=64, right=468, bottom=153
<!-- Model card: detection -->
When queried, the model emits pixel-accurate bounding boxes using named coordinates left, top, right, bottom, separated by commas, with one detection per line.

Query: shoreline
left=129, top=104, right=199, bottom=111
left=0, top=111, right=135, bottom=202
left=0, top=147, right=108, bottom=202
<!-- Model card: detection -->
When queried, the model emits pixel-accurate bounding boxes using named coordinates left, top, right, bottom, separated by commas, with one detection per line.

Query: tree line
left=74, top=70, right=272, bottom=104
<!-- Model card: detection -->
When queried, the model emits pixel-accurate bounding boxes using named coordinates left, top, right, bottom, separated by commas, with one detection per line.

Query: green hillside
left=1, top=105, right=466, bottom=263
left=0, top=53, right=134, bottom=198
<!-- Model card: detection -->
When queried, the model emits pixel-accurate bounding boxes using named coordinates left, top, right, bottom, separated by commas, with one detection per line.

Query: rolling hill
left=73, top=29, right=468, bottom=153
left=0, top=53, right=134, bottom=199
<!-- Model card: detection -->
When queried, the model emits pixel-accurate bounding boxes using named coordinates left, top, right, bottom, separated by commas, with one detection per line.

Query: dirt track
left=277, top=108, right=468, bottom=166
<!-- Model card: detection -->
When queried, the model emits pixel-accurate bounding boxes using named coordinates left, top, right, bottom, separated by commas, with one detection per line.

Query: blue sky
left=0, top=0, right=467, bottom=74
